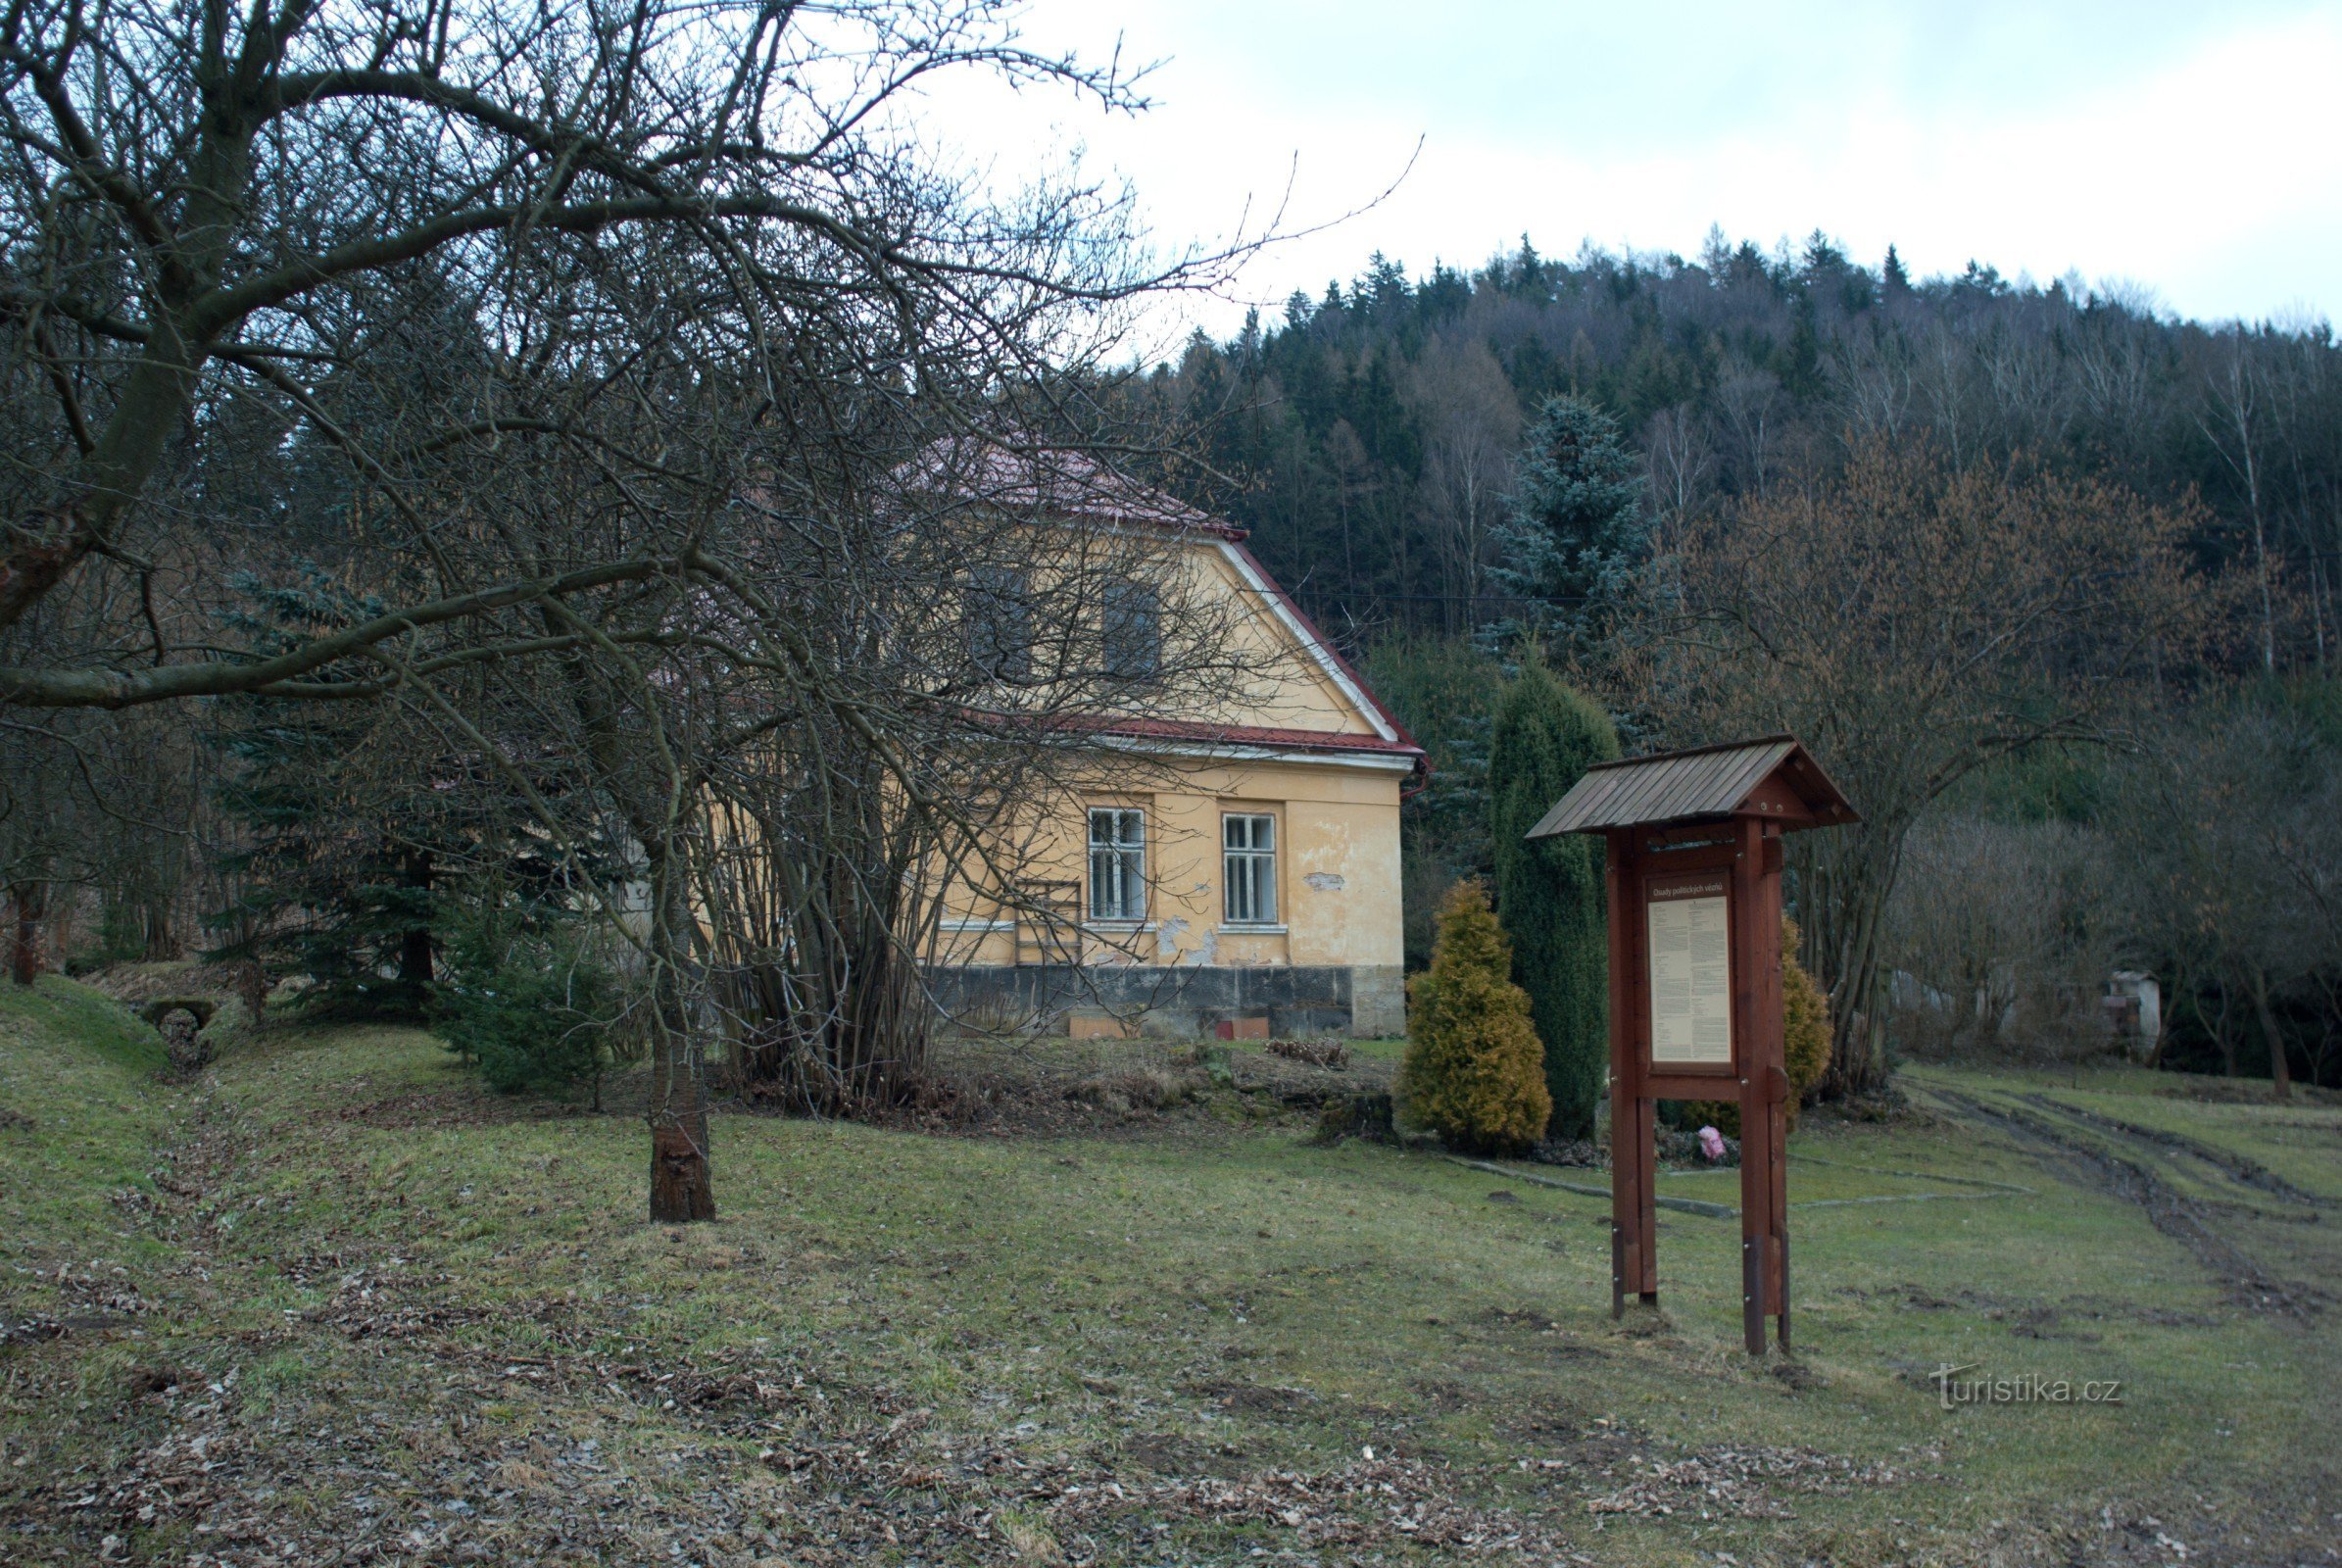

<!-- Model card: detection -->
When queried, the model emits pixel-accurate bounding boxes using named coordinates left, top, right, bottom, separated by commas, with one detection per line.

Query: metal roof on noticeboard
left=1525, top=734, right=1857, bottom=838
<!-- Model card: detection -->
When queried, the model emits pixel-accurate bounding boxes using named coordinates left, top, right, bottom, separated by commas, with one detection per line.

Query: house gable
left=1098, top=532, right=1422, bottom=775
left=905, top=435, right=1423, bottom=774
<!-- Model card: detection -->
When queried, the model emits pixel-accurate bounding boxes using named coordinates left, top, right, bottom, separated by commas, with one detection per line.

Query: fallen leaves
left=1582, top=1444, right=1902, bottom=1520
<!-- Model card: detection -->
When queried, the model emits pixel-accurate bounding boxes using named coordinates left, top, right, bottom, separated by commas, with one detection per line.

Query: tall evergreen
left=1488, top=661, right=1621, bottom=1140
left=1488, top=395, right=1645, bottom=643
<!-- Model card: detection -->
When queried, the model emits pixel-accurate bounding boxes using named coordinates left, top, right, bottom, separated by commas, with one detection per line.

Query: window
left=1102, top=578, right=1161, bottom=682
left=966, top=568, right=1031, bottom=682
left=1223, top=813, right=1278, bottom=925
left=1088, top=808, right=1147, bottom=921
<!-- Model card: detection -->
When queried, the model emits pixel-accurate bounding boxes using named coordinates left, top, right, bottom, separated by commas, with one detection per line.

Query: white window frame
left=1222, top=812, right=1279, bottom=926
left=1088, top=808, right=1147, bottom=922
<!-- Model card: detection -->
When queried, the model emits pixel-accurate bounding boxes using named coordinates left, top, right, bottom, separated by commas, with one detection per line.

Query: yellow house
left=925, top=446, right=1425, bottom=1040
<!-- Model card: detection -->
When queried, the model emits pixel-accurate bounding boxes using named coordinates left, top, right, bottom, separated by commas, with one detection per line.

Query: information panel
left=1646, top=873, right=1733, bottom=1066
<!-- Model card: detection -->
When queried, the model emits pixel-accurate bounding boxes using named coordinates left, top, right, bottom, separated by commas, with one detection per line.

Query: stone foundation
left=930, top=963, right=1407, bottom=1040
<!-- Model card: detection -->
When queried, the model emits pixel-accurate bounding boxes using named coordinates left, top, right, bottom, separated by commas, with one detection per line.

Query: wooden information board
left=1527, top=736, right=1856, bottom=1356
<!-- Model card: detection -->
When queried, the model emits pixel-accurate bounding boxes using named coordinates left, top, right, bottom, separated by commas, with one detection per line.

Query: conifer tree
left=1881, top=243, right=1912, bottom=296
left=1488, top=395, right=1645, bottom=645
left=204, top=574, right=445, bottom=1018
left=1488, top=661, right=1620, bottom=1139
left=1399, top=881, right=1550, bottom=1153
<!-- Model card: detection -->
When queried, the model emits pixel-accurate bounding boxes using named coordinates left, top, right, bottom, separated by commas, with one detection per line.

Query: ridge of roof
left=1578, top=733, right=1800, bottom=771
left=906, top=435, right=1243, bottom=538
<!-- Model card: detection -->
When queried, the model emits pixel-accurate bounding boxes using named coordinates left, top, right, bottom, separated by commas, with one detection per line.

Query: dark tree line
left=1139, top=232, right=2340, bottom=669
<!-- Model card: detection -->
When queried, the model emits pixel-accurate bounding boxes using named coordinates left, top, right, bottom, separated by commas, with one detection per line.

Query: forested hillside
left=1125, top=233, right=2341, bottom=1092
left=1142, top=233, right=2337, bottom=667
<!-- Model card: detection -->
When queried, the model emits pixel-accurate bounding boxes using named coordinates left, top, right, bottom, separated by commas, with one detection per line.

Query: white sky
left=908, top=0, right=2342, bottom=357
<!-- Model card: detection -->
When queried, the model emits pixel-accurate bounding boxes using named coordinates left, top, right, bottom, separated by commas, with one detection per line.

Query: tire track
left=2014, top=1094, right=2328, bottom=1205
left=1928, top=1087, right=2319, bottom=1320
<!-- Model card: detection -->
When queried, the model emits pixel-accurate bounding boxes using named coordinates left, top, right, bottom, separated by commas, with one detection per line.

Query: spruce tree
left=208, top=697, right=446, bottom=1019
left=1488, top=661, right=1620, bottom=1140
left=1881, top=243, right=1912, bottom=296
left=1488, top=395, right=1644, bottom=646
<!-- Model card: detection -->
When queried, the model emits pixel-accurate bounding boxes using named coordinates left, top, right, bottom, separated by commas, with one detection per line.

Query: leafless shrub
left=1883, top=813, right=2121, bottom=1061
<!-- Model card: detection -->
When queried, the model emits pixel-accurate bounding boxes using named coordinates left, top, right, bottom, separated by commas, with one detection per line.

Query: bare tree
left=1883, top=813, right=2120, bottom=1058
left=2202, top=329, right=2278, bottom=673
left=357, top=413, right=1283, bottom=1221
left=3, top=0, right=1283, bottom=1222
left=1632, top=440, right=2208, bottom=1095
left=1, top=0, right=1244, bottom=710
left=1641, top=402, right=1714, bottom=547
left=2106, top=705, right=2336, bottom=1097
left=1404, top=336, right=1517, bottom=630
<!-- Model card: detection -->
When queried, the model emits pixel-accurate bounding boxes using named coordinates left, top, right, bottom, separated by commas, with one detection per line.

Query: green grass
left=0, top=978, right=182, bottom=1317
left=3, top=980, right=2337, bottom=1565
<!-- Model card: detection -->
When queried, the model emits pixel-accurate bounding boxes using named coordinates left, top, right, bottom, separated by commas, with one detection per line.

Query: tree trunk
left=142, top=893, right=180, bottom=960
left=8, top=883, right=44, bottom=986
left=2246, top=964, right=2292, bottom=1102
left=1804, top=820, right=1902, bottom=1100
left=641, top=833, right=716, bottom=1223
left=646, top=959, right=715, bottom=1223
left=399, top=924, right=435, bottom=988
left=237, top=959, right=268, bottom=1026
left=2214, top=983, right=2237, bottom=1077
left=649, top=1111, right=714, bottom=1221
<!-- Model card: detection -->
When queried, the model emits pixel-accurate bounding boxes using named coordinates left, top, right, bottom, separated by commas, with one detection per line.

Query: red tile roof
left=906, top=436, right=1241, bottom=536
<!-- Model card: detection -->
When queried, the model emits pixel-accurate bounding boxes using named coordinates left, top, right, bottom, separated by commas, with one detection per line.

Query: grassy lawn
left=3, top=978, right=2337, bottom=1566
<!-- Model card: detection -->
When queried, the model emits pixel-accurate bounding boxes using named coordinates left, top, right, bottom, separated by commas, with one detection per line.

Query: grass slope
left=2, top=979, right=2336, bottom=1566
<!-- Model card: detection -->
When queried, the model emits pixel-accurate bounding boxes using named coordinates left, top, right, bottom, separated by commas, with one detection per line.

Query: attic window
left=1102, top=579, right=1160, bottom=681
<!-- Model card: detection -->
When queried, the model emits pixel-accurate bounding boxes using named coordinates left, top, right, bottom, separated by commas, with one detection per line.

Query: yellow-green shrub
left=1399, top=882, right=1551, bottom=1153
left=1781, top=918, right=1831, bottom=1116
left=1684, top=917, right=1832, bottom=1138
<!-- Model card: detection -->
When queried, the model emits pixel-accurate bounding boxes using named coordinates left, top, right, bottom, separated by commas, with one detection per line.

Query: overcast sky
left=912, top=1, right=2342, bottom=356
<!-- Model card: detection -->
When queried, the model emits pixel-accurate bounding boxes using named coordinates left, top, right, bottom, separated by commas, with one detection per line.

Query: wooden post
left=1732, top=814, right=1771, bottom=1354
left=1530, top=734, right=1853, bottom=1357
left=1605, top=831, right=1628, bottom=1318
left=1605, top=829, right=1645, bottom=1314
left=1760, top=826, right=1790, bottom=1348
left=1626, top=834, right=1658, bottom=1304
